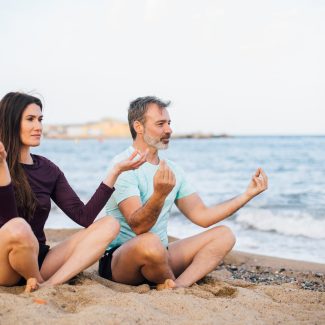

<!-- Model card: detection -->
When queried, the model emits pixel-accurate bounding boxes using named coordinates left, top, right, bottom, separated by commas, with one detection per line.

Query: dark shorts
left=98, top=245, right=168, bottom=287
left=16, top=243, right=50, bottom=286
left=98, top=246, right=120, bottom=280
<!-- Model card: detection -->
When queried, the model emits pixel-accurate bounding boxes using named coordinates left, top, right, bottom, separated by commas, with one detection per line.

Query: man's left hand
left=245, top=168, right=268, bottom=199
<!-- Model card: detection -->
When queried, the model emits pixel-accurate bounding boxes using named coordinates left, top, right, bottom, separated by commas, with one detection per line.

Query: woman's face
left=20, top=103, right=43, bottom=147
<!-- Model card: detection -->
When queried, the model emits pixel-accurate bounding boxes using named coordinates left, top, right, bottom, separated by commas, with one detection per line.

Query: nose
left=164, top=124, right=173, bottom=134
left=34, top=119, right=42, bottom=131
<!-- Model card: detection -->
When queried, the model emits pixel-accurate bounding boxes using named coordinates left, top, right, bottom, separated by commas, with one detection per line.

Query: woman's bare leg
left=40, top=216, right=119, bottom=286
left=1, top=150, right=43, bottom=291
left=0, top=218, right=43, bottom=286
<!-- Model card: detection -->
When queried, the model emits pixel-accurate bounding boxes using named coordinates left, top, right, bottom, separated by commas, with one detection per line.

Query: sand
left=0, top=229, right=324, bottom=325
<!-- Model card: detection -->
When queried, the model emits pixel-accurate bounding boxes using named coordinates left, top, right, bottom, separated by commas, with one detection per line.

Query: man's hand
left=153, top=160, right=176, bottom=198
left=245, top=168, right=268, bottom=199
left=118, top=159, right=176, bottom=235
left=0, top=141, right=8, bottom=164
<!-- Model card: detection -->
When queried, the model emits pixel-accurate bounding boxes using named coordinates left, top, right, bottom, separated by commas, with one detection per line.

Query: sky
left=0, top=0, right=324, bottom=135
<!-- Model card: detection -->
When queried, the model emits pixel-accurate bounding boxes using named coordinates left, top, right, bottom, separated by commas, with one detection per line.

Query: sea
left=34, top=136, right=325, bottom=264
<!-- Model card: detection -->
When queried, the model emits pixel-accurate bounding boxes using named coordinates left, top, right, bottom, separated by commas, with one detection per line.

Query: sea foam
left=236, top=208, right=325, bottom=239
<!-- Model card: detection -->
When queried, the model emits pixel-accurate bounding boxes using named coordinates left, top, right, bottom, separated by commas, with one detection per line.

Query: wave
left=236, top=208, right=325, bottom=239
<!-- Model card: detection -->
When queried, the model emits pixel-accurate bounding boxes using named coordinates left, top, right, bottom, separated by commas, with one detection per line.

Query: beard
left=143, top=133, right=170, bottom=150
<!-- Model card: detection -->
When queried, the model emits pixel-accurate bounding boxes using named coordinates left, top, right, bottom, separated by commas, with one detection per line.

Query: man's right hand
left=153, top=160, right=176, bottom=198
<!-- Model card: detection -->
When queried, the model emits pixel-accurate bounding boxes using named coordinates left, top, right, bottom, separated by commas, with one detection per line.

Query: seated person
left=0, top=92, right=146, bottom=292
left=99, top=96, right=268, bottom=289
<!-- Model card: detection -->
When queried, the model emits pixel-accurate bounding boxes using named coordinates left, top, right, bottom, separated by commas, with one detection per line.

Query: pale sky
left=0, top=0, right=324, bottom=135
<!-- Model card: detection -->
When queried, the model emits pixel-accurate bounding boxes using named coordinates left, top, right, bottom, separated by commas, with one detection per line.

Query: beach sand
left=0, top=229, right=324, bottom=325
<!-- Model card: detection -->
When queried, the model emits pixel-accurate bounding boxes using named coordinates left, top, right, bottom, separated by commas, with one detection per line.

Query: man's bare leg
left=40, top=216, right=120, bottom=286
left=110, top=233, right=175, bottom=285
left=167, top=225, right=236, bottom=288
left=0, top=218, right=44, bottom=289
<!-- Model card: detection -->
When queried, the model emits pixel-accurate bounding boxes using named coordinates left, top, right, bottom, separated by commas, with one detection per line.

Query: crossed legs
left=0, top=216, right=119, bottom=291
left=110, top=225, right=236, bottom=288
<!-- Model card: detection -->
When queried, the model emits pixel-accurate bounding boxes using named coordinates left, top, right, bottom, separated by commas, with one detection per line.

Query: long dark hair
left=0, top=92, right=43, bottom=221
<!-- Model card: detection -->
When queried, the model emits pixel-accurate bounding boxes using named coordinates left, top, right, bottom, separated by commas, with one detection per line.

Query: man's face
left=142, top=104, right=172, bottom=150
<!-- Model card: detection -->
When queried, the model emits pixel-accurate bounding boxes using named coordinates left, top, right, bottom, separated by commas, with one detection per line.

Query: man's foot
left=156, top=279, right=177, bottom=290
left=24, top=278, right=39, bottom=293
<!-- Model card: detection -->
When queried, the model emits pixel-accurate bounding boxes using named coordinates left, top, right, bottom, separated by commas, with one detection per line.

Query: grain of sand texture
left=0, top=229, right=324, bottom=325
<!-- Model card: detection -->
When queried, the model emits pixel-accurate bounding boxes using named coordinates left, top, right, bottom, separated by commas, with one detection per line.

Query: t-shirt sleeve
left=0, top=183, right=19, bottom=228
left=175, top=166, right=196, bottom=200
left=112, top=170, right=140, bottom=205
left=51, top=164, right=114, bottom=227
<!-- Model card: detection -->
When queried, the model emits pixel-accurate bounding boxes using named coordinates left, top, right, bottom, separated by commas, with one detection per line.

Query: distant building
left=43, top=118, right=130, bottom=139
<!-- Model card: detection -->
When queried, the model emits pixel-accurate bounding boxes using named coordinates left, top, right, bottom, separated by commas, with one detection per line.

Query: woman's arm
left=52, top=150, right=147, bottom=227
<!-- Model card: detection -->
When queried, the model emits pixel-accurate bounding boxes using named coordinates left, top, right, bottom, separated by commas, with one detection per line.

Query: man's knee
left=3, top=218, right=37, bottom=248
left=135, top=233, right=167, bottom=262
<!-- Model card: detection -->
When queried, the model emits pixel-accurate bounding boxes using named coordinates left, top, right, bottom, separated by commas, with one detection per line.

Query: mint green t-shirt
left=106, top=146, right=196, bottom=249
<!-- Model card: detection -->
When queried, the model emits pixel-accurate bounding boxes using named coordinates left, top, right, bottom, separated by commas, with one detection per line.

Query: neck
left=20, top=146, right=33, bottom=164
left=133, top=138, right=159, bottom=164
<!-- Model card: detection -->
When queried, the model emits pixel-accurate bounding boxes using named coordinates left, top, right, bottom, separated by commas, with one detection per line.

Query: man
left=99, top=96, right=268, bottom=289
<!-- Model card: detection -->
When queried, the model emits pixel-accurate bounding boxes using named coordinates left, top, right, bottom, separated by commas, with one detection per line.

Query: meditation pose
left=98, top=96, right=268, bottom=289
left=0, top=92, right=146, bottom=292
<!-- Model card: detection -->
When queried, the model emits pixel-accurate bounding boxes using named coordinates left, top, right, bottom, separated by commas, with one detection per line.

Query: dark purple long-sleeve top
left=0, top=154, right=114, bottom=244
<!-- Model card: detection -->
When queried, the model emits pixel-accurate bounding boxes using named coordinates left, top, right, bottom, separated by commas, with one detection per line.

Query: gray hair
left=128, top=96, right=170, bottom=139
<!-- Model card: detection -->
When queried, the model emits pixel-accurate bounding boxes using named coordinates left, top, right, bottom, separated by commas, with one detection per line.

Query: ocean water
left=34, top=136, right=325, bottom=264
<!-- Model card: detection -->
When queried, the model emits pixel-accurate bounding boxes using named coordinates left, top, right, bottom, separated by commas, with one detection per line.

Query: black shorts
left=98, top=245, right=168, bottom=287
left=98, top=246, right=120, bottom=280
left=16, top=243, right=50, bottom=286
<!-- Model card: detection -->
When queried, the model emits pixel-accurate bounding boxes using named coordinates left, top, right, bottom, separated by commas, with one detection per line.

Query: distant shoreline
left=43, top=133, right=232, bottom=140
left=42, top=134, right=325, bottom=140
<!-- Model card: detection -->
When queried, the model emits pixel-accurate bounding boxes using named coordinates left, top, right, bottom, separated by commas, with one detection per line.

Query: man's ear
left=133, top=121, right=144, bottom=135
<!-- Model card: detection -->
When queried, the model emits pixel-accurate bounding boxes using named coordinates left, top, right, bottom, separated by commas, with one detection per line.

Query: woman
left=0, top=92, right=146, bottom=292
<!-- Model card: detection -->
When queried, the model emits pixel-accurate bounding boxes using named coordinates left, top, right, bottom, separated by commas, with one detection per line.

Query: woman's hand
left=103, top=150, right=148, bottom=188
left=113, top=150, right=148, bottom=174
left=0, top=141, right=11, bottom=186
left=0, top=141, right=7, bottom=164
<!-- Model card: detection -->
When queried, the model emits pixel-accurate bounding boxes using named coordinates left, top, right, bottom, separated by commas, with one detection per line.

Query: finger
left=143, top=148, right=149, bottom=159
left=138, top=154, right=147, bottom=166
left=161, top=161, right=169, bottom=181
left=254, top=176, right=264, bottom=188
left=255, top=168, right=261, bottom=177
left=251, top=176, right=258, bottom=186
left=170, top=169, right=176, bottom=185
left=159, top=159, right=166, bottom=173
left=133, top=154, right=147, bottom=168
left=260, top=169, right=268, bottom=182
left=166, top=165, right=173, bottom=182
left=127, top=150, right=139, bottom=161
